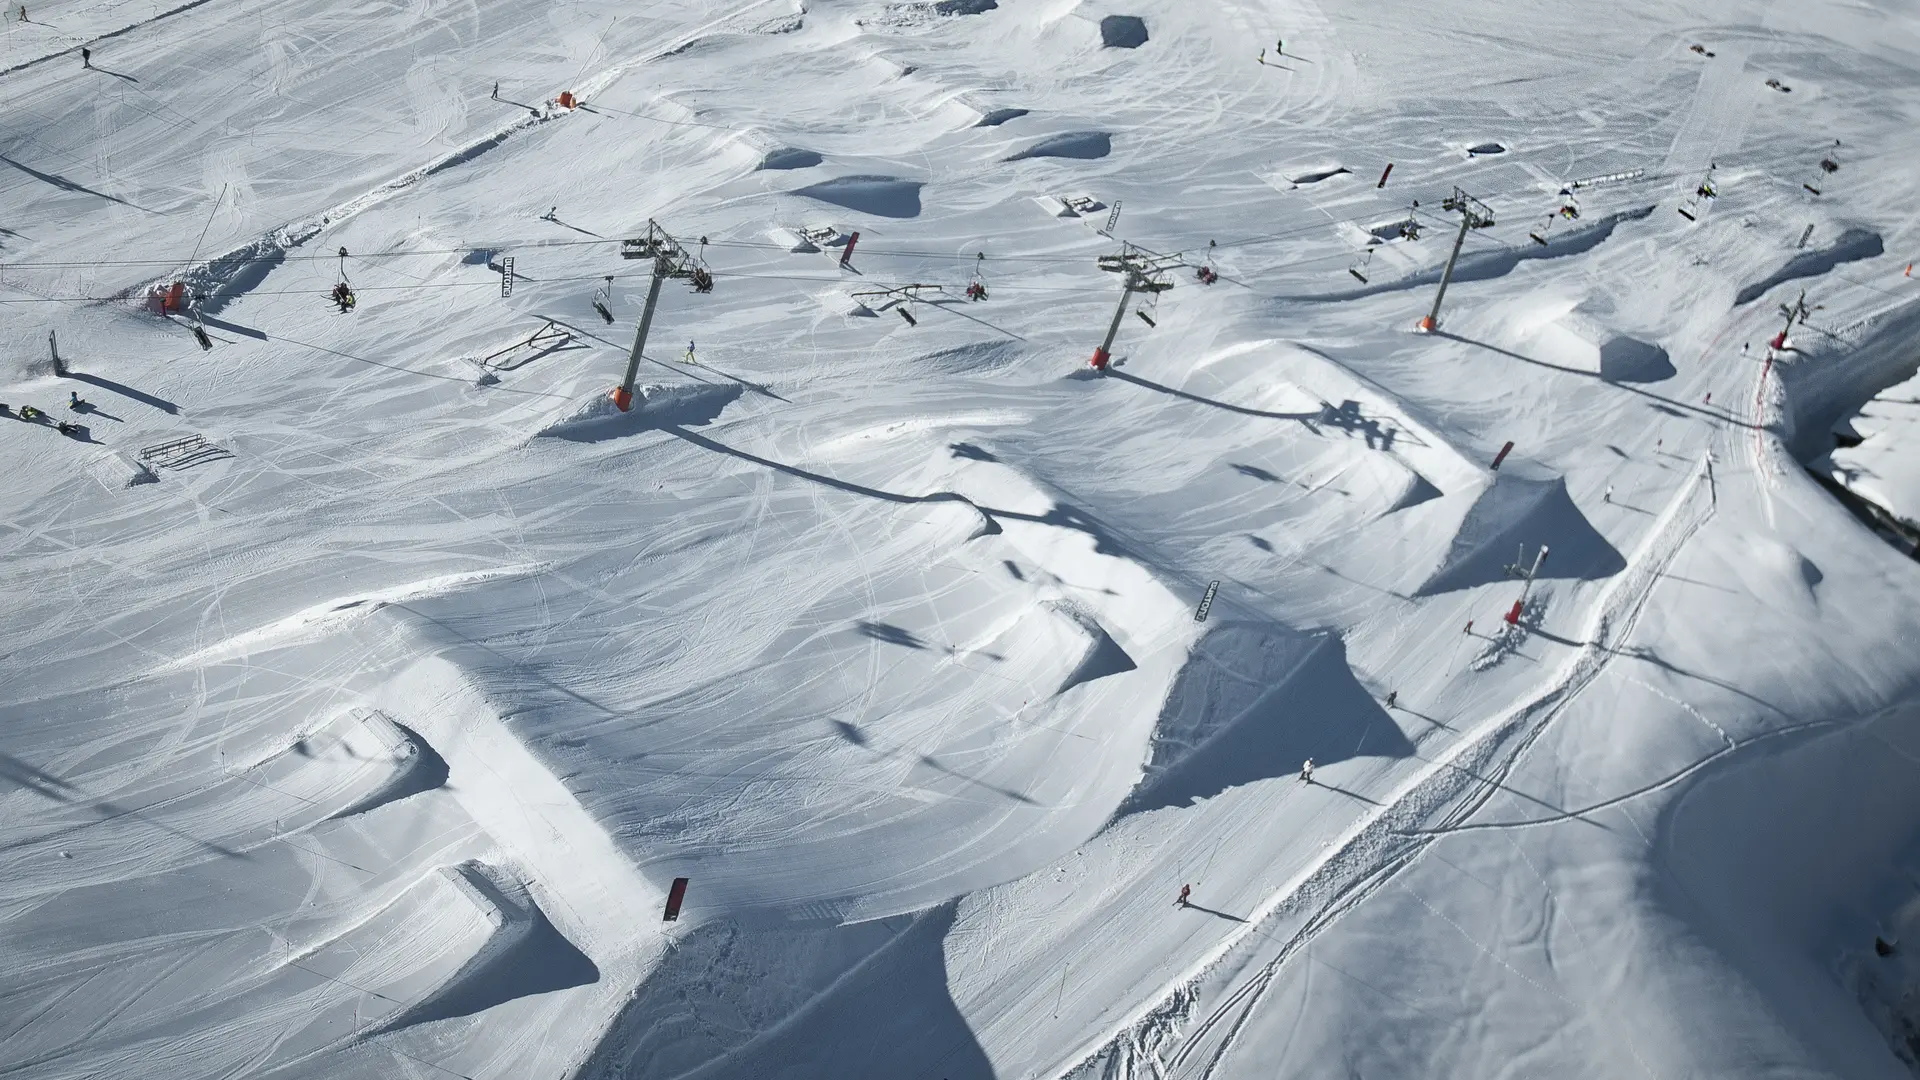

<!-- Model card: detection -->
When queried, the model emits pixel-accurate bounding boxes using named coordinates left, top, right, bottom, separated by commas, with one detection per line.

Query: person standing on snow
left=1300, top=758, right=1314, bottom=784
left=1176, top=884, right=1191, bottom=907
left=81, top=46, right=90, bottom=68
left=1604, top=484, right=1613, bottom=503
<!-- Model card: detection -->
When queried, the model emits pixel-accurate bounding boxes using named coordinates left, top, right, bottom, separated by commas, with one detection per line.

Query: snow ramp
left=1119, top=623, right=1412, bottom=817
left=1315, top=473, right=1623, bottom=597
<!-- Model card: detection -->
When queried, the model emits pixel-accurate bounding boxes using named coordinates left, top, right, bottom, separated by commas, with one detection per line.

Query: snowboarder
left=1385, top=691, right=1397, bottom=709
left=80, top=47, right=90, bottom=68
left=1299, top=758, right=1314, bottom=784
left=56, top=421, right=78, bottom=436
left=1176, top=884, right=1191, bottom=907
left=19, top=405, right=42, bottom=421
left=1257, top=48, right=1265, bottom=64
left=1604, top=484, right=1613, bottom=503
left=68, top=391, right=83, bottom=410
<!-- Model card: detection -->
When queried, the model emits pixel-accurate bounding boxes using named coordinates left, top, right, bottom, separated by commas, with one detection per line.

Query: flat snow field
left=6, top=0, right=1920, bottom=1077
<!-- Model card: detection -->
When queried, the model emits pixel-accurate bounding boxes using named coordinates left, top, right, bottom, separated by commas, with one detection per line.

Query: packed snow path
left=6, top=0, right=1920, bottom=1078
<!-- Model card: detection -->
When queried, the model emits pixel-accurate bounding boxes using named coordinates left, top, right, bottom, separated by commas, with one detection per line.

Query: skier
left=1276, top=37, right=1283, bottom=55
left=1704, top=392, right=1712, bottom=405
left=491, top=81, right=499, bottom=100
left=1464, top=619, right=1474, bottom=635
left=331, top=282, right=356, bottom=312
left=682, top=341, right=697, bottom=364
left=1257, top=48, right=1265, bottom=64
left=1176, top=884, right=1191, bottom=907
left=1604, top=484, right=1613, bottom=503
left=1385, top=691, right=1397, bottom=709
left=1299, top=758, right=1314, bottom=784
left=80, top=46, right=90, bottom=68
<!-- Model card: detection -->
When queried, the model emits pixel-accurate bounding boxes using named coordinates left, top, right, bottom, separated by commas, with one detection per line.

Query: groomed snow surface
left=6, top=0, right=1920, bottom=1078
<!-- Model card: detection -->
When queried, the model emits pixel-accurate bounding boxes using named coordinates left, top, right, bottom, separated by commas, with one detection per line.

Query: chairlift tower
left=1770, top=289, right=1821, bottom=352
left=1089, top=243, right=1177, bottom=370
left=613, top=220, right=710, bottom=412
left=1418, top=187, right=1495, bottom=333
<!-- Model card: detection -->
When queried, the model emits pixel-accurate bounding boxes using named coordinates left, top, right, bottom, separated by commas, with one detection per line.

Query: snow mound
left=1100, top=15, right=1148, bottom=48
left=758, top=147, right=824, bottom=170
left=976, top=106, right=1029, bottom=126
left=1418, top=474, right=1623, bottom=596
left=1005, top=131, right=1112, bottom=162
left=793, top=175, right=924, bottom=218
left=87, top=450, right=158, bottom=490
left=533, top=382, right=742, bottom=440
left=1735, top=227, right=1883, bottom=306
left=1519, top=300, right=1675, bottom=382
left=1119, top=624, right=1411, bottom=816
left=242, top=709, right=441, bottom=820
left=277, top=861, right=535, bottom=1051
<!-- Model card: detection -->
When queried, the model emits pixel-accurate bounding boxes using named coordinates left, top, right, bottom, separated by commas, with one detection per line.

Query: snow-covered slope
left=6, top=0, right=1920, bottom=1077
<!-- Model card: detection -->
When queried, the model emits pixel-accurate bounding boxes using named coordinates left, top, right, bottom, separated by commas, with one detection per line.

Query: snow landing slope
left=5, top=0, right=1920, bottom=1078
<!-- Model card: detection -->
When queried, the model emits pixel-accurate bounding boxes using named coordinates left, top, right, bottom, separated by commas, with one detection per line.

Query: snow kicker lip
left=1004, top=131, right=1113, bottom=162
left=792, top=175, right=925, bottom=218
left=1296, top=205, right=1657, bottom=303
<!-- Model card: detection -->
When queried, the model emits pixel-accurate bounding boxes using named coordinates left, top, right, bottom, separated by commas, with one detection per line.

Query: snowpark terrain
left=5, top=0, right=1920, bottom=1076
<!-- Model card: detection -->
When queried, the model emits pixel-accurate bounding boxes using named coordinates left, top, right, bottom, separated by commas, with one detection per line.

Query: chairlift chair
left=1805, top=141, right=1841, bottom=195
left=1348, top=244, right=1377, bottom=284
left=592, top=276, right=614, bottom=323
left=1135, top=274, right=1170, bottom=326
left=1195, top=240, right=1219, bottom=285
left=966, top=252, right=989, bottom=301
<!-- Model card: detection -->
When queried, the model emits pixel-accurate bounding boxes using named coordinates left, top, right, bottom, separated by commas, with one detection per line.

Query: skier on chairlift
left=331, top=282, right=356, bottom=312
